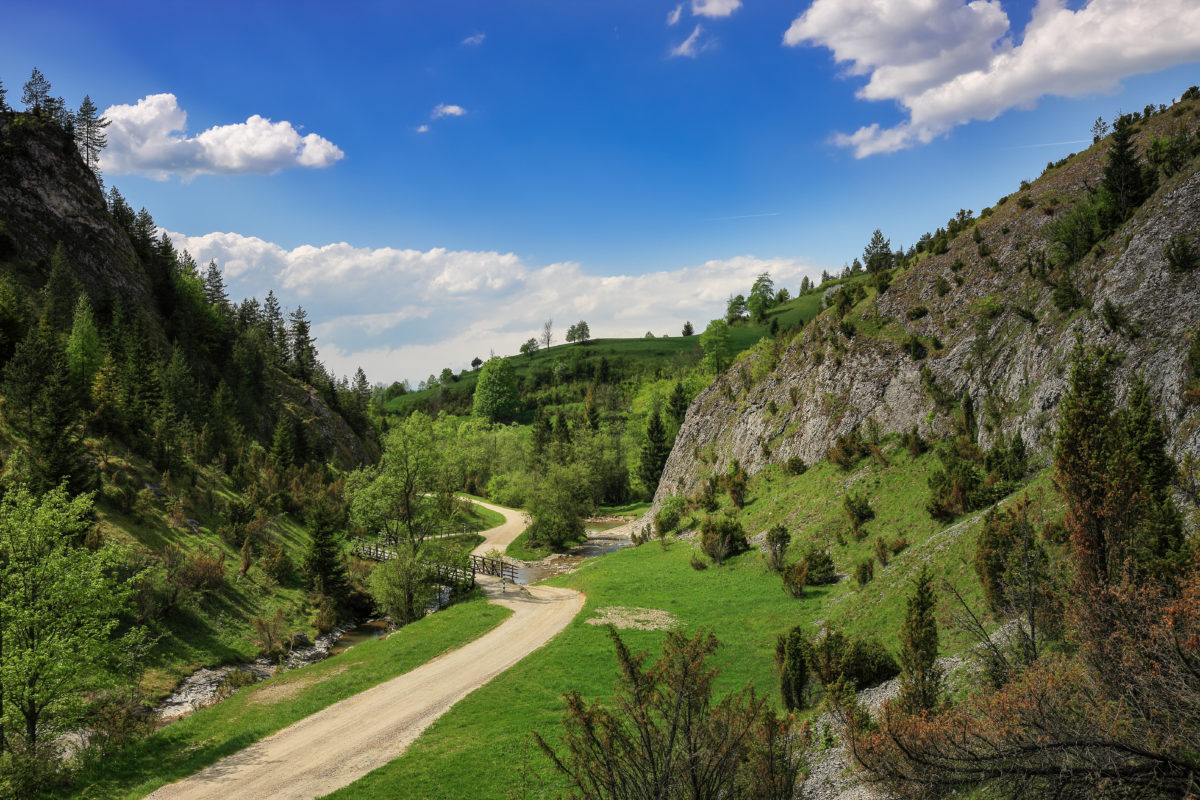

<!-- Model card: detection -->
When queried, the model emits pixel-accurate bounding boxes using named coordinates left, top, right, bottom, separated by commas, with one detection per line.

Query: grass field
left=65, top=594, right=511, bottom=800
left=322, top=436, right=1041, bottom=800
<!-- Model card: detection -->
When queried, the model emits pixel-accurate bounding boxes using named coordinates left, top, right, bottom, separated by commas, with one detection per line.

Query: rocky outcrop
left=0, top=114, right=152, bottom=306
left=658, top=109, right=1200, bottom=502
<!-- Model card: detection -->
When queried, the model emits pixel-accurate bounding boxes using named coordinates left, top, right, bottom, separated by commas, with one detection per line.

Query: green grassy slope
left=66, top=595, right=511, bottom=800
left=323, top=437, right=1049, bottom=799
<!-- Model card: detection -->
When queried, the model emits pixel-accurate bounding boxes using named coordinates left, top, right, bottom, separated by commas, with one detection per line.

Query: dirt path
left=145, top=503, right=581, bottom=800
left=467, top=498, right=530, bottom=556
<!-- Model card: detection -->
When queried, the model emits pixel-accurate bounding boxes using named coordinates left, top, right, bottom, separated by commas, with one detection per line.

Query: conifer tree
left=203, top=260, right=228, bottom=309
left=0, top=77, right=8, bottom=112
left=897, top=565, right=941, bottom=713
left=960, top=389, right=977, bottom=443
left=28, top=355, right=91, bottom=494
left=21, top=68, right=51, bottom=115
left=65, top=294, right=102, bottom=399
left=681, top=320, right=694, bottom=336
left=638, top=410, right=670, bottom=492
left=74, top=94, right=110, bottom=175
left=289, top=306, right=316, bottom=383
left=41, top=244, right=81, bottom=333
left=263, top=290, right=285, bottom=350
left=107, top=186, right=135, bottom=234
left=667, top=380, right=688, bottom=425
left=1102, top=114, right=1154, bottom=230
left=583, top=384, right=601, bottom=430
left=304, top=495, right=350, bottom=606
left=777, top=626, right=811, bottom=711
left=3, top=327, right=53, bottom=436
left=159, top=345, right=195, bottom=419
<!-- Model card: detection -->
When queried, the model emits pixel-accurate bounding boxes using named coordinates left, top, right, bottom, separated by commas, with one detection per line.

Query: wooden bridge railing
left=351, top=541, right=518, bottom=588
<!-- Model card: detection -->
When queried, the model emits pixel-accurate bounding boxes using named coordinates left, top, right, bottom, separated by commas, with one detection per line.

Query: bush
left=904, top=425, right=927, bottom=456
left=855, top=558, right=875, bottom=586
left=261, top=539, right=293, bottom=584
left=782, top=560, right=808, bottom=597
left=934, top=277, right=951, bottom=297
left=874, top=538, right=890, bottom=566
left=1165, top=234, right=1199, bottom=272
left=689, top=554, right=709, bottom=571
left=906, top=306, right=929, bottom=320
left=1017, top=194, right=1034, bottom=209
left=889, top=536, right=909, bottom=555
left=810, top=627, right=899, bottom=690
left=785, top=456, right=807, bottom=475
left=655, top=496, right=685, bottom=536
left=843, top=492, right=874, bottom=531
left=828, top=429, right=867, bottom=470
left=802, top=547, right=837, bottom=585
left=904, top=335, right=927, bottom=361
left=765, top=524, right=791, bottom=572
left=700, top=513, right=748, bottom=565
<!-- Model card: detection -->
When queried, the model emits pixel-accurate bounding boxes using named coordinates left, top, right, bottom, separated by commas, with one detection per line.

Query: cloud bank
left=101, top=94, right=344, bottom=179
left=167, top=230, right=816, bottom=385
left=786, top=0, right=1200, bottom=157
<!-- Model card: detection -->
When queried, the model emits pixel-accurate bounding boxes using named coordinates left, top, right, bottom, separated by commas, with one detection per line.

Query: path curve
left=146, top=502, right=581, bottom=800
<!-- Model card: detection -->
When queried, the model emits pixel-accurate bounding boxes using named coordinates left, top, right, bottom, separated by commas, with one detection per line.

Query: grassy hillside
left=321, top=438, right=1051, bottom=799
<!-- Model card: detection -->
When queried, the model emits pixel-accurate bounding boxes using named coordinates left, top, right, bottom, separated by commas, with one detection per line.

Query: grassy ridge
left=67, top=594, right=511, bottom=800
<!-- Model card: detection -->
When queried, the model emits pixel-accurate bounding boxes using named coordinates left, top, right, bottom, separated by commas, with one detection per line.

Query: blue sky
left=3, top=0, right=1199, bottom=384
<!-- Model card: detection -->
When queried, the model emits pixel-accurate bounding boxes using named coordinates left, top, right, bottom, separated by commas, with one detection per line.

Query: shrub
left=904, top=335, right=927, bottom=361
left=1165, top=234, right=1199, bottom=272
left=906, top=306, right=929, bottom=320
left=904, top=425, right=927, bottom=456
left=689, top=554, right=709, bottom=571
left=840, top=636, right=900, bottom=688
left=855, top=558, right=875, bottom=586
left=934, top=277, right=951, bottom=297
left=723, top=459, right=748, bottom=508
left=1017, top=194, right=1034, bottom=209
left=889, top=536, right=909, bottom=555
left=782, top=560, right=808, bottom=597
left=776, top=626, right=812, bottom=710
left=802, top=547, right=837, bottom=585
left=765, top=524, right=791, bottom=572
left=700, top=513, right=748, bottom=565
left=828, top=429, right=867, bottom=470
left=655, top=496, right=685, bottom=536
left=844, top=492, right=874, bottom=530
left=785, top=456, right=807, bottom=475
left=261, top=539, right=293, bottom=584
left=874, top=538, right=890, bottom=566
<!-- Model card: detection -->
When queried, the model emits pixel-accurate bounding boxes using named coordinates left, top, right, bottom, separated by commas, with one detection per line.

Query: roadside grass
left=324, top=441, right=1042, bottom=800
left=502, top=526, right=547, bottom=561
left=597, top=500, right=651, bottom=517
left=64, top=594, right=511, bottom=800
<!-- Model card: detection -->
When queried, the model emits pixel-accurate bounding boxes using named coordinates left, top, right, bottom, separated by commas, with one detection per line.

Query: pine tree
left=74, top=94, right=110, bottom=175
left=289, top=307, right=316, bottom=382
left=21, top=68, right=51, bottom=115
left=0, top=77, right=8, bottom=112
left=304, top=497, right=349, bottom=606
left=3, top=327, right=53, bottom=436
left=203, top=260, right=228, bottom=309
left=681, top=320, right=694, bottom=336
left=862, top=228, right=893, bottom=274
left=41, top=243, right=81, bottom=333
left=960, top=389, right=977, bottom=443
left=160, top=345, right=196, bottom=420
left=638, top=410, right=670, bottom=491
left=107, top=186, right=135, bottom=235
left=668, top=380, right=688, bottom=425
left=777, top=626, right=811, bottom=711
left=897, top=565, right=941, bottom=713
left=28, top=356, right=92, bottom=494
left=1102, top=114, right=1154, bottom=230
left=65, top=294, right=102, bottom=400
left=583, top=384, right=601, bottom=430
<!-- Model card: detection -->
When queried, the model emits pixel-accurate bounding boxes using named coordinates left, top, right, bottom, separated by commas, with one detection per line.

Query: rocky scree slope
left=658, top=100, right=1200, bottom=501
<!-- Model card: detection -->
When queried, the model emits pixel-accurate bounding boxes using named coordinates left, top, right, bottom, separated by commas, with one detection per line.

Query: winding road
left=146, top=500, right=583, bottom=800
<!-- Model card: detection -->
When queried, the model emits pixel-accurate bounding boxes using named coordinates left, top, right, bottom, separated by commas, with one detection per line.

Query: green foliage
left=638, top=410, right=670, bottom=492
left=1165, top=234, right=1199, bottom=272
left=897, top=565, right=941, bottom=713
left=906, top=306, right=928, bottom=320
left=784, top=456, right=807, bottom=475
left=843, top=491, right=874, bottom=531
left=654, top=495, right=686, bottom=536
left=700, top=318, right=733, bottom=373
left=0, top=485, right=136, bottom=772
left=828, top=428, right=867, bottom=470
left=534, top=628, right=808, bottom=800
left=472, top=357, right=519, bottom=423
left=700, top=511, right=748, bottom=565
left=854, top=558, right=874, bottom=586
left=801, top=546, right=837, bottom=586
left=764, top=524, right=790, bottom=572
left=528, top=463, right=595, bottom=551
left=723, top=457, right=748, bottom=508
left=775, top=626, right=811, bottom=711
left=303, top=497, right=350, bottom=609
left=934, top=276, right=951, bottom=297
left=808, top=626, right=898, bottom=690
left=1101, top=113, right=1157, bottom=229
left=368, top=552, right=434, bottom=627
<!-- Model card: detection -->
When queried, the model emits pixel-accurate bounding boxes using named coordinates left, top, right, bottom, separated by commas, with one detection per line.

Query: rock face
left=0, top=114, right=152, bottom=306
left=658, top=110, right=1200, bottom=502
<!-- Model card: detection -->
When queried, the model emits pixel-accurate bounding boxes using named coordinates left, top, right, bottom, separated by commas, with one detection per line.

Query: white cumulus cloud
left=667, top=4, right=683, bottom=26
left=786, top=0, right=1200, bottom=157
left=432, top=103, right=467, bottom=118
left=691, top=0, right=741, bottom=18
left=166, top=230, right=817, bottom=384
left=100, top=93, right=344, bottom=179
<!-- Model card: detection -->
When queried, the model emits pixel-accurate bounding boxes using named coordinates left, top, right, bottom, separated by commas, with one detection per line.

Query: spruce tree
left=0, top=77, right=8, bottom=112
left=777, top=626, right=810, bottom=711
left=203, top=260, right=228, bottom=309
left=263, top=290, right=284, bottom=350
left=667, top=381, right=688, bottom=426
left=1102, top=114, right=1154, bottom=230
left=638, top=410, right=670, bottom=492
left=66, top=294, right=102, bottom=400
left=74, top=94, right=110, bottom=175
left=304, top=497, right=350, bottom=606
left=28, top=349, right=91, bottom=494
left=289, top=307, right=316, bottom=382
left=583, top=384, right=601, bottom=430
left=3, top=327, right=53, bottom=436
left=897, top=565, right=941, bottom=713
left=42, top=244, right=81, bottom=333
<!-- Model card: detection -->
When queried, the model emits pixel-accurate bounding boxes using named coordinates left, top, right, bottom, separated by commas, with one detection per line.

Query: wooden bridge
left=351, top=541, right=518, bottom=587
